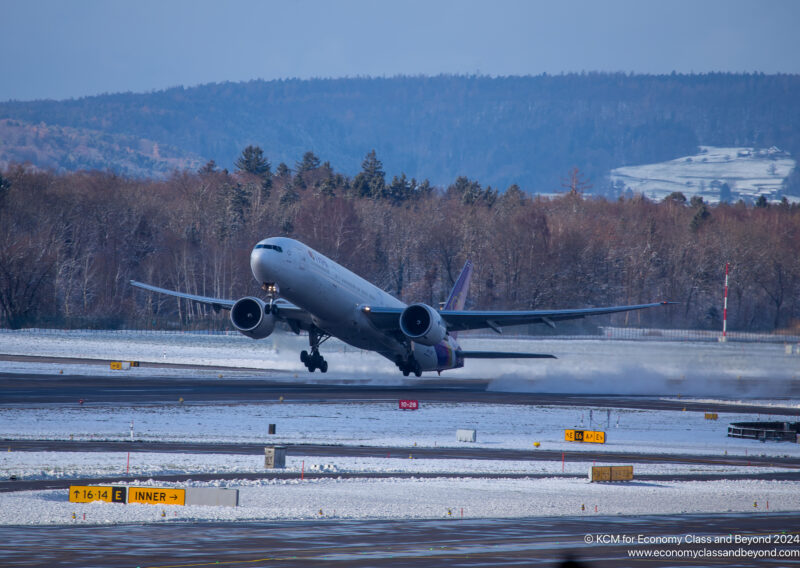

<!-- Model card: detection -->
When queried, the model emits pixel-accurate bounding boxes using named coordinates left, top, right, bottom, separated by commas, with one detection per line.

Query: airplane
left=131, top=237, right=671, bottom=376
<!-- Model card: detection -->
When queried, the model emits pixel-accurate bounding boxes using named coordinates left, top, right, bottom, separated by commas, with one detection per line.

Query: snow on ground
left=610, top=145, right=797, bottom=204
left=0, top=328, right=394, bottom=376
left=3, top=391, right=800, bottom=525
left=3, top=477, right=799, bottom=526
left=1, top=451, right=795, bottom=482
left=3, top=400, right=799, bottom=457
left=2, top=329, right=800, bottom=525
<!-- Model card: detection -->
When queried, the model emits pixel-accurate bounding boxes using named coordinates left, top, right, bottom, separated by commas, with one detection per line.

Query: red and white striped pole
left=721, top=263, right=729, bottom=342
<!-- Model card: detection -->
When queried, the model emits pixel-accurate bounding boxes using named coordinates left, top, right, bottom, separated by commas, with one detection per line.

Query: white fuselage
left=250, top=237, right=462, bottom=371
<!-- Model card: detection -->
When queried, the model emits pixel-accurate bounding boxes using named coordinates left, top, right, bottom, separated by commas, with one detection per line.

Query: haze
left=2, top=0, right=799, bottom=102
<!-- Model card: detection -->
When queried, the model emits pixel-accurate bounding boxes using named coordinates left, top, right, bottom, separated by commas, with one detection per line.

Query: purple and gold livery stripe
left=434, top=342, right=463, bottom=370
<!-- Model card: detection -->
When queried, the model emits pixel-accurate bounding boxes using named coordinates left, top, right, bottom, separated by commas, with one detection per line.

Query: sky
left=1, top=0, right=799, bottom=102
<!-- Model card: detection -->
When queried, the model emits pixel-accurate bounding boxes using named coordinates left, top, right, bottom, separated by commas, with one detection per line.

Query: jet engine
left=230, top=297, right=275, bottom=339
left=399, top=303, right=447, bottom=346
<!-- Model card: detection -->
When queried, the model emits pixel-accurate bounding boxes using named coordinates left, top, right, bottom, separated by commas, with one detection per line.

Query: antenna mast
left=721, top=263, right=729, bottom=342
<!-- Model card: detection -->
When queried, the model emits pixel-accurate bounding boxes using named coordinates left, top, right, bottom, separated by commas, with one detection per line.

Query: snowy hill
left=610, top=146, right=797, bottom=204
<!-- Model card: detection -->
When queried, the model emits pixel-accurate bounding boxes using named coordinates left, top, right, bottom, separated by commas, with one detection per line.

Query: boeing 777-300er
left=131, top=237, right=670, bottom=376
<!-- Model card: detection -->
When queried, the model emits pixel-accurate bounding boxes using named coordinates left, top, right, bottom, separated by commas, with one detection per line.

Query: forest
left=2, top=73, right=800, bottom=195
left=1, top=147, right=798, bottom=334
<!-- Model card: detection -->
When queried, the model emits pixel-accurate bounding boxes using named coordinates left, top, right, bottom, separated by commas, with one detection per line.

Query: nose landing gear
left=301, top=328, right=329, bottom=373
left=261, top=282, right=279, bottom=313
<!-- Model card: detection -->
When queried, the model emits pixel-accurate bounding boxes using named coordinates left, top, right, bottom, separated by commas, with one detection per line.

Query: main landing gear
left=396, top=356, right=422, bottom=378
left=301, top=328, right=329, bottom=373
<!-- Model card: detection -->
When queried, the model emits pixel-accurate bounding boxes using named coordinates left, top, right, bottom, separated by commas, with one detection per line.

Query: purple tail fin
left=443, top=260, right=473, bottom=312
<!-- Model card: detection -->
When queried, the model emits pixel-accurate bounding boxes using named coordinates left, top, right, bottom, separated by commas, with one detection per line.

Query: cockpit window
left=255, top=244, right=283, bottom=252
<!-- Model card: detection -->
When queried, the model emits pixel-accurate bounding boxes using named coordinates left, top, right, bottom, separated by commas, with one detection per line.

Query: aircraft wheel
left=414, top=369, right=422, bottom=377
left=402, top=369, right=410, bottom=377
left=300, top=350, right=309, bottom=364
left=320, top=360, right=328, bottom=373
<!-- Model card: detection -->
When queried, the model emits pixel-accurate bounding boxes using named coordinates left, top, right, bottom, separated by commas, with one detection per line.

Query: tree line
left=1, top=148, right=799, bottom=333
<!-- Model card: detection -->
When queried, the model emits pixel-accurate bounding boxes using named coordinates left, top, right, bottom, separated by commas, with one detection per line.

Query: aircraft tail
left=442, top=260, right=473, bottom=340
left=443, top=260, right=473, bottom=311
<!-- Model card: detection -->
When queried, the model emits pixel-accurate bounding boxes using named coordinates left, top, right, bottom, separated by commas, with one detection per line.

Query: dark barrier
left=727, top=421, right=800, bottom=442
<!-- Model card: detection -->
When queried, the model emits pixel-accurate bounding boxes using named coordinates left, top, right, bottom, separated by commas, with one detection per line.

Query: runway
left=5, top=438, right=800, bottom=469
left=1, top=513, right=797, bottom=567
left=2, top=369, right=797, bottom=416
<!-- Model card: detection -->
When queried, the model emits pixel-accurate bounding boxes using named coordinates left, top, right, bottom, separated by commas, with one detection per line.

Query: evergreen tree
left=0, top=173, right=10, bottom=208
left=226, top=183, right=250, bottom=235
left=352, top=150, right=386, bottom=198
left=279, top=185, right=300, bottom=207
left=296, top=151, right=321, bottom=174
left=261, top=176, right=272, bottom=201
left=690, top=197, right=710, bottom=231
left=664, top=191, right=687, bottom=204
left=198, top=160, right=218, bottom=175
left=235, top=145, right=270, bottom=177
left=483, top=185, right=498, bottom=206
left=448, top=176, right=486, bottom=204
left=755, top=194, right=769, bottom=208
left=719, top=183, right=732, bottom=203
left=417, top=179, right=433, bottom=198
left=387, top=174, right=411, bottom=204
left=500, top=184, right=526, bottom=207
left=317, top=177, right=337, bottom=197
left=315, top=166, right=338, bottom=197
left=292, top=174, right=307, bottom=191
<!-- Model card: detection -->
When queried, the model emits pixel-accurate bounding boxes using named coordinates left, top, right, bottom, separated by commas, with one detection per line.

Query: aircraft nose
left=250, top=246, right=272, bottom=283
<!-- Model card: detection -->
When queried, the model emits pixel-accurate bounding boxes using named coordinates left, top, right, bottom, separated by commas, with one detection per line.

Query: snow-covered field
left=2, top=329, right=800, bottom=525
left=3, top=400, right=799, bottom=457
left=3, top=477, right=799, bottom=526
left=610, top=145, right=797, bottom=204
left=4, top=451, right=793, bottom=481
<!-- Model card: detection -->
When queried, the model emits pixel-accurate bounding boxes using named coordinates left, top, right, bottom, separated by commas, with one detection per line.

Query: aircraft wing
left=129, top=280, right=314, bottom=328
left=364, top=301, right=672, bottom=333
left=130, top=281, right=236, bottom=311
left=439, top=301, right=673, bottom=332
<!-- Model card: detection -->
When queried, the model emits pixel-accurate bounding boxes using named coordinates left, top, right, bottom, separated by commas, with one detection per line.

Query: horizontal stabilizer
left=459, top=351, right=556, bottom=359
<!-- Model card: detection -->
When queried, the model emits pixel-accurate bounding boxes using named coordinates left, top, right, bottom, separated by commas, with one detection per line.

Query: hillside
left=611, top=146, right=797, bottom=204
left=0, top=119, right=203, bottom=177
left=1, top=74, right=799, bottom=192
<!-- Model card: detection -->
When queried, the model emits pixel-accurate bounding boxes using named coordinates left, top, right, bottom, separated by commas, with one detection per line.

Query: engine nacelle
left=230, top=297, right=276, bottom=339
left=399, top=303, right=447, bottom=346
